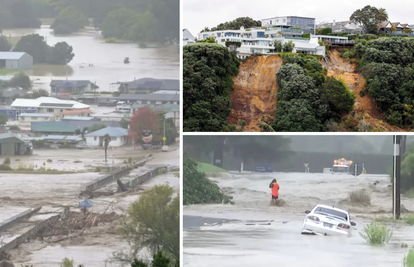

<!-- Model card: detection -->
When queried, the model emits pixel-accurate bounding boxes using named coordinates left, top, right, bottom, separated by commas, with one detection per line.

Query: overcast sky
left=183, top=0, right=414, bottom=37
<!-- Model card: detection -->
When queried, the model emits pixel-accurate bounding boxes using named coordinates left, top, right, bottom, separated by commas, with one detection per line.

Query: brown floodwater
left=2, top=26, right=179, bottom=92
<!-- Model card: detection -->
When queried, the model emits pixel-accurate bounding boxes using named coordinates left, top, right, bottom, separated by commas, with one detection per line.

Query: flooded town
left=0, top=0, right=179, bottom=266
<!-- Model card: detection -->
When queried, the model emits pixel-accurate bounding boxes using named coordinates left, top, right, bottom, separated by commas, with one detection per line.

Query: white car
left=301, top=204, right=356, bottom=236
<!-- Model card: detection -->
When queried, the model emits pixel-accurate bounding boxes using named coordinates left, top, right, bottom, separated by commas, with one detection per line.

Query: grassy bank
left=197, top=162, right=227, bottom=173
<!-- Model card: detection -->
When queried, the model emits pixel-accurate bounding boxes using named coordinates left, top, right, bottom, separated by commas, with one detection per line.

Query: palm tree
left=103, top=134, right=111, bottom=162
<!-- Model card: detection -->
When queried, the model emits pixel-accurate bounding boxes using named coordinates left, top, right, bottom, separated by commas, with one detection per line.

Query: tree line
left=0, top=0, right=179, bottom=44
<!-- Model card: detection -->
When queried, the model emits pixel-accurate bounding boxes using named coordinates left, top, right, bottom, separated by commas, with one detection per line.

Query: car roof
left=313, top=204, right=348, bottom=214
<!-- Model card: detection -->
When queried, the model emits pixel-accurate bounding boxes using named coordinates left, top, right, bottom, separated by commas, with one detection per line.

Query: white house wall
left=85, top=136, right=127, bottom=147
left=5, top=60, right=18, bottom=69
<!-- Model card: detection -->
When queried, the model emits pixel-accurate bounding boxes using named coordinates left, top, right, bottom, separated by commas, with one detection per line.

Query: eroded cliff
left=228, top=51, right=404, bottom=132
left=228, top=55, right=282, bottom=131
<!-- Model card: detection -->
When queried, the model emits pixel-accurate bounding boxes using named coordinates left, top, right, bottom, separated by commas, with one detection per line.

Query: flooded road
left=184, top=172, right=414, bottom=267
left=2, top=26, right=179, bottom=92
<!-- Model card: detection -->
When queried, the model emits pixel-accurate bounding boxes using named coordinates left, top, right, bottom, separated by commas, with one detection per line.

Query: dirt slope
left=322, top=50, right=404, bottom=132
left=228, top=51, right=405, bottom=132
left=228, top=55, right=282, bottom=131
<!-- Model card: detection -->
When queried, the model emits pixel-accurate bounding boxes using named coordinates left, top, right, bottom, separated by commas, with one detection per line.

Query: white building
left=0, top=52, right=33, bottom=69
left=18, top=113, right=56, bottom=123
left=261, top=16, right=316, bottom=33
left=198, top=26, right=328, bottom=57
left=183, top=29, right=195, bottom=45
left=317, top=20, right=364, bottom=34
left=85, top=126, right=128, bottom=147
left=11, top=97, right=90, bottom=115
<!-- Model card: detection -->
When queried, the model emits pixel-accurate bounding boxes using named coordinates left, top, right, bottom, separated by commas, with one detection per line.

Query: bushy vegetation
left=183, top=43, right=240, bottom=132
left=51, top=5, right=88, bottom=34
left=183, top=158, right=233, bottom=205
left=270, top=53, right=355, bottom=131
left=404, top=248, right=414, bottom=267
left=338, top=34, right=414, bottom=128
left=201, top=17, right=261, bottom=32
left=348, top=190, right=371, bottom=205
left=360, top=222, right=393, bottom=245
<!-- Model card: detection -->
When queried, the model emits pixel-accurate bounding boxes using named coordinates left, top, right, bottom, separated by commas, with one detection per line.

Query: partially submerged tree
left=350, top=5, right=388, bottom=34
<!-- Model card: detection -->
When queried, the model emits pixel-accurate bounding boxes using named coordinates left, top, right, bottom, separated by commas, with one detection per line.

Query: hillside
left=227, top=50, right=405, bottom=132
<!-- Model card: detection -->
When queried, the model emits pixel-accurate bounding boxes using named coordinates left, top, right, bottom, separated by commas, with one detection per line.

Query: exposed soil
left=228, top=55, right=282, bottom=131
left=227, top=51, right=405, bottom=132
left=322, top=50, right=405, bottom=132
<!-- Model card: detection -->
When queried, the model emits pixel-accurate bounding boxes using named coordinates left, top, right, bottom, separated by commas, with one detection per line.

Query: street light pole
left=393, top=135, right=401, bottom=219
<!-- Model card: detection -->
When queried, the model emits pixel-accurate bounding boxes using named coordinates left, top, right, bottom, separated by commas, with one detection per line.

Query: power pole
left=213, top=136, right=226, bottom=168
left=392, top=135, right=402, bottom=219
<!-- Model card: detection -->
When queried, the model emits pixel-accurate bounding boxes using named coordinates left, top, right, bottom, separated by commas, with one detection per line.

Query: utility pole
left=392, top=135, right=402, bottom=219
left=163, top=118, right=166, bottom=146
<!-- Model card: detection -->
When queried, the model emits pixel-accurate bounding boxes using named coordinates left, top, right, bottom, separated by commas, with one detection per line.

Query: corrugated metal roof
left=19, top=113, right=54, bottom=117
left=86, top=126, right=128, bottom=137
left=0, top=52, right=27, bottom=60
left=31, top=121, right=121, bottom=133
left=50, top=80, right=93, bottom=87
left=11, top=97, right=90, bottom=109
left=118, top=93, right=179, bottom=102
left=0, top=132, right=25, bottom=142
left=62, top=116, right=98, bottom=121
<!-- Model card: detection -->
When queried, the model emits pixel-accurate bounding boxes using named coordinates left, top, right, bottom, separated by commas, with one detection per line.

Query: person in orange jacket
left=269, top=179, right=280, bottom=205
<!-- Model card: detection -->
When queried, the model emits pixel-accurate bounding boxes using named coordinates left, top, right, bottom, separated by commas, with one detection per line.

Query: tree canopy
left=350, top=5, right=388, bottom=34
left=14, top=34, right=74, bottom=65
left=201, top=17, right=261, bottom=32
left=51, top=5, right=88, bottom=34
left=0, top=0, right=41, bottom=28
left=183, top=43, right=240, bottom=132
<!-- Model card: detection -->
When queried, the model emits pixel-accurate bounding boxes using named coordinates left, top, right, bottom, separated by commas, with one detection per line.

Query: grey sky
left=183, top=0, right=414, bottom=37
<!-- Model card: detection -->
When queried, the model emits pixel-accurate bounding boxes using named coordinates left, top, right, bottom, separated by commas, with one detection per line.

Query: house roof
left=61, top=109, right=90, bottom=115
left=11, top=97, right=90, bottom=109
left=50, top=80, right=95, bottom=88
left=86, top=126, right=128, bottom=137
left=62, top=116, right=99, bottom=121
left=183, top=29, right=195, bottom=41
left=120, top=78, right=179, bottom=91
left=0, top=133, right=25, bottom=142
left=31, top=121, right=121, bottom=133
left=132, top=103, right=179, bottom=112
left=118, top=93, right=179, bottom=102
left=19, top=113, right=54, bottom=117
left=0, top=52, right=28, bottom=60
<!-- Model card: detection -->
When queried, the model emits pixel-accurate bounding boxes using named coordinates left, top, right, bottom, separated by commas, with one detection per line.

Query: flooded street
left=184, top=172, right=414, bottom=267
left=2, top=26, right=179, bottom=92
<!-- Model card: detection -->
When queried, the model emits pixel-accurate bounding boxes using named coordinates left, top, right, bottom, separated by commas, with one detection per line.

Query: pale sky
left=182, top=0, right=414, bottom=37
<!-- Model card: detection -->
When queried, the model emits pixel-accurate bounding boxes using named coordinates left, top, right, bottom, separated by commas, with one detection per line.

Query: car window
left=314, top=207, right=348, bottom=221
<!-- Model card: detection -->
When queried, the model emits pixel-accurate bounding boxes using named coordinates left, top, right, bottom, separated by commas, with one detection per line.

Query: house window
left=111, top=137, right=117, bottom=141
left=48, top=108, right=53, bottom=112
left=6, top=111, right=13, bottom=115
left=94, top=137, right=97, bottom=140
left=283, top=19, right=286, bottom=23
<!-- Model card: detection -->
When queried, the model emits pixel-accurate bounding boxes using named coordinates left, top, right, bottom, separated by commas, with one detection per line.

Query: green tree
left=196, top=37, right=215, bottom=43
left=51, top=5, right=88, bottom=34
left=202, top=17, right=261, bottom=32
left=14, top=34, right=50, bottom=64
left=350, top=5, right=388, bottom=34
left=8, top=72, right=31, bottom=89
left=119, top=185, right=179, bottom=261
left=0, top=35, right=11, bottom=51
left=183, top=43, right=240, bottom=132
left=101, top=8, right=140, bottom=40
left=8, top=0, right=41, bottom=28
left=282, top=40, right=295, bottom=52
left=320, top=76, right=356, bottom=118
left=0, top=114, right=8, bottom=125
left=49, top=42, right=75, bottom=64
left=28, top=88, right=49, bottom=98
left=183, top=157, right=232, bottom=205
left=103, top=133, right=111, bottom=162
left=131, top=251, right=177, bottom=267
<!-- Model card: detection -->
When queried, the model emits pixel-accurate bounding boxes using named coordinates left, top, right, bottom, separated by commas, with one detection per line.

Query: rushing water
left=183, top=172, right=414, bottom=267
left=2, top=26, right=179, bottom=92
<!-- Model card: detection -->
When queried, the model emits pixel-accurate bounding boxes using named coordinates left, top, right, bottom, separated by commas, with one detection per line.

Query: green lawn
left=0, top=69, right=23, bottom=75
left=197, top=162, right=227, bottom=173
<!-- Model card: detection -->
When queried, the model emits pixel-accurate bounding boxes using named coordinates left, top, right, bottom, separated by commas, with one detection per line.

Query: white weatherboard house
left=85, top=126, right=128, bottom=147
left=11, top=97, right=90, bottom=115
left=0, top=52, right=33, bottom=69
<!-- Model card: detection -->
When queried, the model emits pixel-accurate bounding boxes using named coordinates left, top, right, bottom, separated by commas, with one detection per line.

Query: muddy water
left=2, top=26, right=179, bottom=92
left=183, top=172, right=414, bottom=266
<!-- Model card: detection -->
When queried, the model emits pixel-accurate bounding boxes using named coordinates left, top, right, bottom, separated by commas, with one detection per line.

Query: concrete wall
left=5, top=60, right=18, bottom=69
left=19, top=53, right=33, bottom=69
left=0, top=207, right=41, bottom=233
left=85, top=136, right=127, bottom=147
left=0, top=215, right=60, bottom=253
left=126, top=166, right=168, bottom=188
